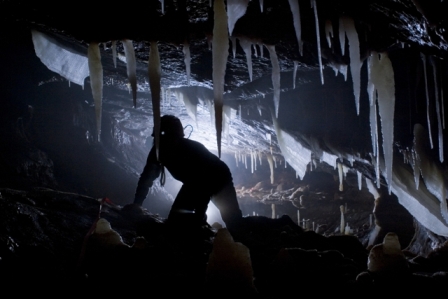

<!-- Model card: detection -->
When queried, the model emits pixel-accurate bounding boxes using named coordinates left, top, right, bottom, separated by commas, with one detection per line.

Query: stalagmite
left=288, top=0, right=303, bottom=56
left=206, top=229, right=256, bottom=294
left=148, top=42, right=162, bottom=159
left=421, top=53, right=434, bottom=149
left=213, top=0, right=229, bottom=158
left=293, top=61, right=298, bottom=89
left=122, top=40, right=137, bottom=108
left=227, top=0, right=249, bottom=36
left=369, top=52, right=395, bottom=194
left=238, top=38, right=253, bottom=81
left=341, top=17, right=361, bottom=114
left=267, top=154, right=274, bottom=184
left=325, top=19, right=333, bottom=48
left=111, top=41, right=117, bottom=68
left=266, top=45, right=281, bottom=117
left=87, top=42, right=103, bottom=142
left=183, top=42, right=191, bottom=85
left=430, top=56, right=444, bottom=162
left=311, top=0, right=324, bottom=84
left=271, top=204, right=276, bottom=219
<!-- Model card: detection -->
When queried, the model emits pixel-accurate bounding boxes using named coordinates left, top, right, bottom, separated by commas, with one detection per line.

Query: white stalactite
left=112, top=40, right=117, bottom=68
left=288, top=0, right=303, bottom=56
left=87, top=42, right=103, bottom=142
left=238, top=37, right=253, bottom=81
left=430, top=56, right=444, bottom=162
left=293, top=61, right=298, bottom=89
left=357, top=170, right=362, bottom=190
left=122, top=40, right=137, bottom=108
left=311, top=0, right=324, bottom=84
left=325, top=19, right=333, bottom=48
left=183, top=42, right=191, bottom=85
left=341, top=16, right=361, bottom=115
left=338, top=162, right=344, bottom=191
left=266, top=45, right=281, bottom=117
left=267, top=154, right=274, bottom=184
left=230, top=37, right=237, bottom=58
left=259, top=0, right=264, bottom=12
left=213, top=0, right=229, bottom=158
left=227, top=0, right=249, bottom=36
left=421, top=53, right=434, bottom=149
left=369, top=52, right=395, bottom=194
left=148, top=42, right=162, bottom=159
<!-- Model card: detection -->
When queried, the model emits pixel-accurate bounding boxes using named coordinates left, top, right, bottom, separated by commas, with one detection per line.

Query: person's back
left=134, top=115, right=242, bottom=229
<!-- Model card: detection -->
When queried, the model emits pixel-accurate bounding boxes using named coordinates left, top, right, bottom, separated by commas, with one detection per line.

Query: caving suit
left=134, top=136, right=243, bottom=229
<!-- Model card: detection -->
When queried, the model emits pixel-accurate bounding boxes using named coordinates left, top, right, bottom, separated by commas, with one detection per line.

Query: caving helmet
left=152, top=115, right=185, bottom=138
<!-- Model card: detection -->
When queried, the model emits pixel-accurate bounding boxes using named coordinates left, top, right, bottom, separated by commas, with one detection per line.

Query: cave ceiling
left=1, top=0, right=448, bottom=235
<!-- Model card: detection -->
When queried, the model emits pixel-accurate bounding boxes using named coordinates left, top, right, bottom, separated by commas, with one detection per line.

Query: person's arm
left=134, top=147, right=162, bottom=205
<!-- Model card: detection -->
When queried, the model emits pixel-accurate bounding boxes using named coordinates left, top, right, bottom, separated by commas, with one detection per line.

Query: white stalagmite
left=288, top=0, right=303, bottom=56
left=369, top=52, right=395, bottom=194
left=430, top=56, right=444, bottom=162
left=341, top=16, right=361, bottom=114
left=311, top=0, right=324, bottom=84
left=421, top=53, right=434, bottom=149
left=87, top=42, right=103, bottom=142
left=340, top=205, right=345, bottom=234
left=213, top=0, right=229, bottom=158
left=267, top=154, right=275, bottom=184
left=112, top=41, right=117, bottom=68
left=227, top=0, right=249, bottom=36
left=266, top=45, right=281, bottom=117
left=183, top=42, right=191, bottom=85
left=325, top=19, right=333, bottom=48
left=122, top=40, right=137, bottom=108
left=238, top=37, right=253, bottom=81
left=148, top=42, right=162, bottom=159
left=293, top=61, right=298, bottom=89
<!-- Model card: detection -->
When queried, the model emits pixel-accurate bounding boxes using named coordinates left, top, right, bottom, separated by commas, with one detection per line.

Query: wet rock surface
left=1, top=187, right=447, bottom=296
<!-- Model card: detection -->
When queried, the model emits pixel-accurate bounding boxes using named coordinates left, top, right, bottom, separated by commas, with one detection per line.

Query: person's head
left=154, top=115, right=185, bottom=139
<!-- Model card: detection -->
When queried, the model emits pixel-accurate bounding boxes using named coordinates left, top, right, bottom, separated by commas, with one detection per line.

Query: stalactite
left=213, top=0, right=229, bottom=158
left=183, top=42, right=191, bottom=85
left=421, top=53, right=434, bottom=149
left=122, top=40, right=137, bottom=108
left=148, top=42, right=162, bottom=159
left=227, top=0, right=249, bottom=36
left=238, top=38, right=253, bottom=81
left=288, top=0, right=303, bottom=56
left=266, top=45, right=281, bottom=117
left=311, top=0, right=324, bottom=84
left=112, top=40, right=117, bottom=68
left=87, top=42, right=103, bottom=142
